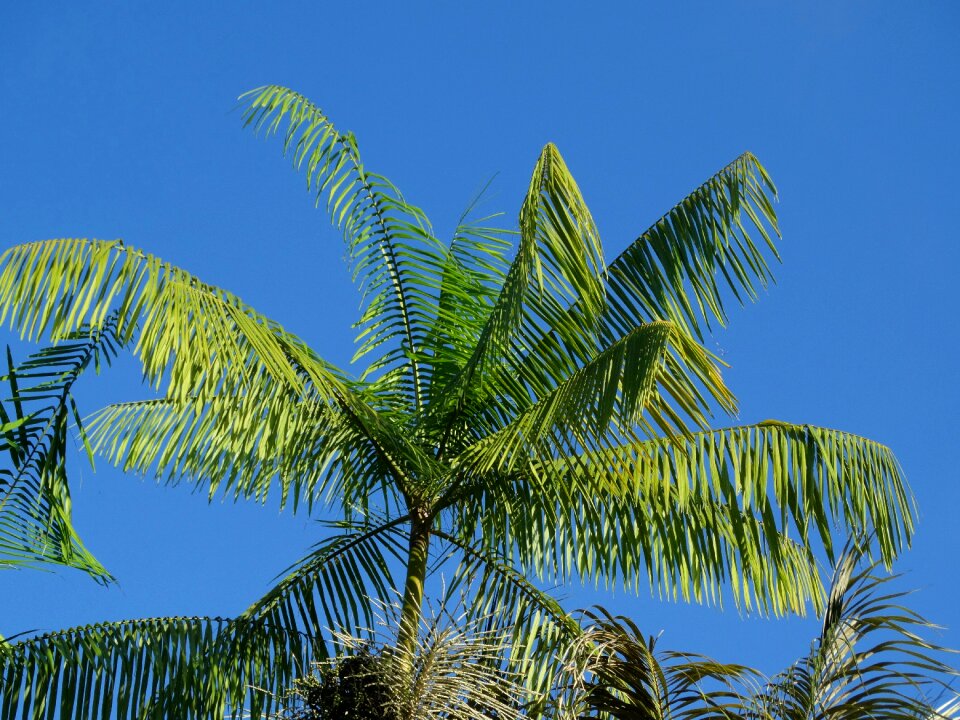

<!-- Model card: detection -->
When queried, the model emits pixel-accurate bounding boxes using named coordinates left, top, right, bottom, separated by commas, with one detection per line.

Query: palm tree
left=565, top=545, right=957, bottom=719
left=0, top=85, right=915, bottom=718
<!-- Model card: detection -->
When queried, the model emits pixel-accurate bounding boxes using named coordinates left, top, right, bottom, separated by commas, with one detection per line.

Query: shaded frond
left=0, top=320, right=120, bottom=581
left=423, top=200, right=513, bottom=409
left=236, top=516, right=405, bottom=651
left=0, top=615, right=310, bottom=720
left=754, top=543, right=957, bottom=719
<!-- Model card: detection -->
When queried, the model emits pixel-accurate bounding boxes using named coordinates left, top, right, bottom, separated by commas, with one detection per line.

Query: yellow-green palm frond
left=0, top=239, right=312, bottom=402
left=450, top=422, right=912, bottom=618
left=427, top=143, right=607, bottom=444
left=0, top=238, right=442, bottom=507
left=241, top=85, right=451, bottom=411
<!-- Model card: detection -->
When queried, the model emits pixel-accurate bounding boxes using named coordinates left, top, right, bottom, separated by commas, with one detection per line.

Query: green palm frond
left=475, top=152, right=778, bottom=436
left=457, top=322, right=734, bottom=480
left=0, top=518, right=409, bottom=719
left=428, top=143, right=607, bottom=445
left=0, top=238, right=442, bottom=508
left=450, top=458, right=822, bottom=618
left=0, top=615, right=302, bottom=720
left=450, top=422, right=911, bottom=617
left=601, top=152, right=779, bottom=343
left=86, top=389, right=405, bottom=518
left=0, top=320, right=119, bottom=581
left=236, top=516, right=405, bottom=650
left=423, top=201, right=513, bottom=409
left=241, top=85, right=451, bottom=410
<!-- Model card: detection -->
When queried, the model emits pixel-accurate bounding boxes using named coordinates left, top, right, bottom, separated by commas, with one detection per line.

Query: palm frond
left=0, top=615, right=307, bottom=720
left=453, top=422, right=912, bottom=617
left=237, top=516, right=406, bottom=649
left=464, top=152, right=778, bottom=442
left=0, top=516, right=412, bottom=719
left=0, top=238, right=444, bottom=507
left=755, top=542, right=957, bottom=719
left=455, top=321, right=734, bottom=480
left=240, top=85, right=451, bottom=410
left=559, top=607, right=763, bottom=720
left=0, top=239, right=327, bottom=403
left=428, top=143, right=607, bottom=448
left=86, top=388, right=405, bottom=518
left=0, top=319, right=120, bottom=581
left=423, top=199, right=513, bottom=410
left=601, top=152, right=779, bottom=343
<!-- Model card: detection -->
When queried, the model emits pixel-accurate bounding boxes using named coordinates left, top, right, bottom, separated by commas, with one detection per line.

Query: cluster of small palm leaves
left=0, top=83, right=923, bottom=718
left=560, top=545, right=958, bottom=720
left=277, top=604, right=529, bottom=720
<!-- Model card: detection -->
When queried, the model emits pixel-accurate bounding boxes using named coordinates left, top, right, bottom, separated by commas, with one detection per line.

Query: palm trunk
left=396, top=516, right=431, bottom=663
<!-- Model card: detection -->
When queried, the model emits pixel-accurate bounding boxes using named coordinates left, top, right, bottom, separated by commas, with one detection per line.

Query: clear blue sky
left=2, top=1, right=958, bottom=680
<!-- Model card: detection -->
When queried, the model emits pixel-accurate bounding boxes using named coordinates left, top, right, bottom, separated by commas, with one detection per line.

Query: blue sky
left=1, top=1, right=958, bottom=681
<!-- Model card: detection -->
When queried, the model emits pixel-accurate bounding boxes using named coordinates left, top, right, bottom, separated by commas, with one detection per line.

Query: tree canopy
left=0, top=86, right=916, bottom=718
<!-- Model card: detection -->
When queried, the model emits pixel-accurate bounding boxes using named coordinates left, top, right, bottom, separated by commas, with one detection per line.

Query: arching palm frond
left=0, top=238, right=439, bottom=509
left=0, top=320, right=120, bottom=582
left=0, top=239, right=314, bottom=402
left=0, top=617, right=306, bottom=720
left=472, top=152, right=778, bottom=442
left=241, top=85, right=450, bottom=412
left=456, top=321, right=733, bottom=481
left=599, top=152, right=779, bottom=345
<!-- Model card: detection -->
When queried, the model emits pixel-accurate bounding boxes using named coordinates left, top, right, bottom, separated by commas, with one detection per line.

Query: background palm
left=565, top=545, right=957, bottom=719
left=0, top=86, right=914, bottom=718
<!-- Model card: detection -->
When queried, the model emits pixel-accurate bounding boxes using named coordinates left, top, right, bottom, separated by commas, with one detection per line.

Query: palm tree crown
left=0, top=86, right=914, bottom=718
